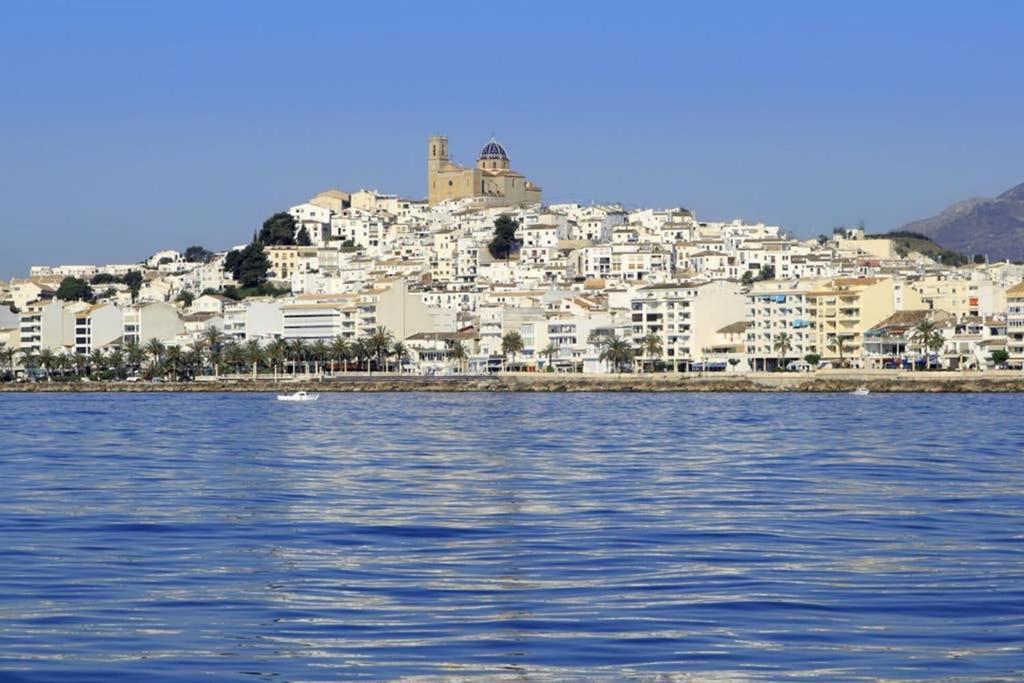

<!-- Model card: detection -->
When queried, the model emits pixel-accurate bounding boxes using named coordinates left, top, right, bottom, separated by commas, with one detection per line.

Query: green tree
left=244, top=339, right=264, bottom=379
left=123, top=270, right=144, bottom=302
left=330, top=335, right=351, bottom=374
left=540, top=342, right=558, bottom=370
left=287, top=339, right=309, bottom=375
left=201, top=327, right=225, bottom=377
left=107, top=348, right=126, bottom=379
left=640, top=333, right=663, bottom=372
left=826, top=335, right=852, bottom=368
left=37, top=349, right=56, bottom=381
left=448, top=339, right=469, bottom=373
left=803, top=353, right=821, bottom=367
left=296, top=226, right=312, bottom=246
left=0, top=347, right=15, bottom=380
left=258, top=212, right=298, bottom=246
left=740, top=271, right=754, bottom=286
left=756, top=264, right=776, bottom=281
left=184, top=246, right=215, bottom=263
left=266, top=338, right=288, bottom=378
left=18, top=348, right=38, bottom=378
left=175, top=291, right=195, bottom=307
left=90, top=272, right=119, bottom=285
left=501, top=330, right=524, bottom=370
left=124, top=340, right=145, bottom=375
left=368, top=326, right=395, bottom=372
left=309, top=339, right=328, bottom=376
left=487, top=215, right=521, bottom=260
left=88, top=349, right=106, bottom=378
left=910, top=319, right=945, bottom=370
left=391, top=341, right=410, bottom=371
left=225, top=242, right=270, bottom=288
left=598, top=332, right=634, bottom=374
left=164, top=346, right=184, bottom=381
left=773, top=332, right=793, bottom=370
left=56, top=277, right=93, bottom=302
left=351, top=338, right=371, bottom=373
left=222, top=342, right=245, bottom=375
left=990, top=349, right=1010, bottom=368
left=145, top=338, right=166, bottom=369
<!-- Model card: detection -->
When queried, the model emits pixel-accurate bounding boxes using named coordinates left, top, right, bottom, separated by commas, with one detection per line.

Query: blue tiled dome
left=479, top=139, right=508, bottom=160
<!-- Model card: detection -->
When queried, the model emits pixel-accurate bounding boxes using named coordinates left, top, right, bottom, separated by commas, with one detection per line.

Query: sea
left=0, top=392, right=1022, bottom=681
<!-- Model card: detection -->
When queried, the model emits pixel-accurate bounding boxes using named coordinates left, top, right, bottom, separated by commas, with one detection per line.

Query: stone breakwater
left=3, top=372, right=1024, bottom=393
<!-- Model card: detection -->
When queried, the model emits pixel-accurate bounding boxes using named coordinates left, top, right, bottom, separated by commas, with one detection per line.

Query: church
left=427, top=135, right=542, bottom=207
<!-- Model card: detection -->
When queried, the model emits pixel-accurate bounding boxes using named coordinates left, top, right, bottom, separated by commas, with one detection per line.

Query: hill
left=867, top=231, right=969, bottom=266
left=900, top=182, right=1024, bottom=261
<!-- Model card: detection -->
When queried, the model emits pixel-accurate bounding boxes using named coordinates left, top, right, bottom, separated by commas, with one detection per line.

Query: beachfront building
left=123, top=302, right=185, bottom=346
left=1006, top=282, right=1024, bottom=368
left=223, top=299, right=284, bottom=341
left=19, top=299, right=75, bottom=353
left=746, top=278, right=827, bottom=371
left=73, top=303, right=123, bottom=355
left=806, top=277, right=895, bottom=367
left=630, top=280, right=746, bottom=371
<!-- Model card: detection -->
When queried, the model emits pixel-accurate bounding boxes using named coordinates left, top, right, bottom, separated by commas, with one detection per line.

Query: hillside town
left=3, top=134, right=1024, bottom=381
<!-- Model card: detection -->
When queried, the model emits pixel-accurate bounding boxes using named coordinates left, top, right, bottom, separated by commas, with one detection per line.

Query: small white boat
left=277, top=390, right=319, bottom=402
left=851, top=386, right=870, bottom=396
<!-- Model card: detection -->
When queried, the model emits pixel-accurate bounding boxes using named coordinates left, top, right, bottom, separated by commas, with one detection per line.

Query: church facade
left=427, top=135, right=542, bottom=207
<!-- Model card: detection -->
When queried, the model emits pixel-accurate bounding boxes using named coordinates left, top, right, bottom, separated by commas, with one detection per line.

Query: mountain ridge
left=900, top=182, right=1024, bottom=261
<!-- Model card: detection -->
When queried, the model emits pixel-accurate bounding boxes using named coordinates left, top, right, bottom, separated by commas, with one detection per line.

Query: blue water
left=0, top=393, right=1022, bottom=681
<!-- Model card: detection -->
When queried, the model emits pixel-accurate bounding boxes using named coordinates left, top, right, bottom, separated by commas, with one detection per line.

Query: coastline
left=3, top=371, right=1024, bottom=393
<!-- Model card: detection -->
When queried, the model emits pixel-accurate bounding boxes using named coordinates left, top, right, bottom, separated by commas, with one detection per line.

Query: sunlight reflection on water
left=0, top=392, right=1022, bottom=680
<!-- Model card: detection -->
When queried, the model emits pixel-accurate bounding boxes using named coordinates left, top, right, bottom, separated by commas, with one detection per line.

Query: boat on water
left=277, top=390, right=319, bottom=402
left=851, top=386, right=870, bottom=396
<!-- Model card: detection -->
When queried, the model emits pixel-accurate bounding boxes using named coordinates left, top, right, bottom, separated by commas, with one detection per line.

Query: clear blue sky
left=3, top=1, right=1023, bottom=278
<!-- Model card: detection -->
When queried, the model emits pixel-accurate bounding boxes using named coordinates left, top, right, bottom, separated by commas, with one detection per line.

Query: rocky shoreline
left=2, top=372, right=1024, bottom=393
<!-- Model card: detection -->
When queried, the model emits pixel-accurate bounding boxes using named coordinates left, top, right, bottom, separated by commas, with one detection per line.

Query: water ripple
left=0, top=392, right=1022, bottom=680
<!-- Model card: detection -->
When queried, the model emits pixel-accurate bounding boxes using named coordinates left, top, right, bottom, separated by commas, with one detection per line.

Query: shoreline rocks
left=2, top=372, right=1024, bottom=393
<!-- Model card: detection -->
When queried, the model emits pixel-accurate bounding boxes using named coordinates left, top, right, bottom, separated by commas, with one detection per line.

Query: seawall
left=3, top=371, right=1024, bottom=393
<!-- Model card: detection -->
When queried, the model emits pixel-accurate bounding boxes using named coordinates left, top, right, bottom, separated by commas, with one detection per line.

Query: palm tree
left=222, top=342, right=245, bottom=375
left=368, top=326, right=395, bottom=372
left=391, top=341, right=410, bottom=372
left=182, top=348, right=203, bottom=381
left=827, top=335, right=852, bottom=368
left=266, top=339, right=288, bottom=379
left=244, top=339, right=263, bottom=379
left=351, top=338, right=371, bottom=373
left=287, top=339, right=308, bottom=376
left=52, top=353, right=71, bottom=380
left=201, top=327, right=225, bottom=377
left=640, top=333, right=663, bottom=372
left=0, top=347, right=14, bottom=380
left=501, top=331, right=524, bottom=371
left=910, top=318, right=945, bottom=370
left=309, top=339, right=328, bottom=376
left=89, top=349, right=107, bottom=378
left=598, top=332, right=634, bottom=374
left=164, top=346, right=184, bottom=381
left=107, top=348, right=126, bottom=379
left=145, top=338, right=166, bottom=369
left=540, top=342, right=558, bottom=371
left=448, top=339, right=468, bottom=374
left=37, top=349, right=55, bottom=381
left=72, top=352, right=88, bottom=378
left=124, top=340, right=145, bottom=376
left=17, top=348, right=38, bottom=378
left=773, top=332, right=793, bottom=371
left=330, top=335, right=351, bottom=374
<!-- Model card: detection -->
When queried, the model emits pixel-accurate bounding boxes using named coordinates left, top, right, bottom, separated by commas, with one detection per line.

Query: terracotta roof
left=717, top=321, right=750, bottom=334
